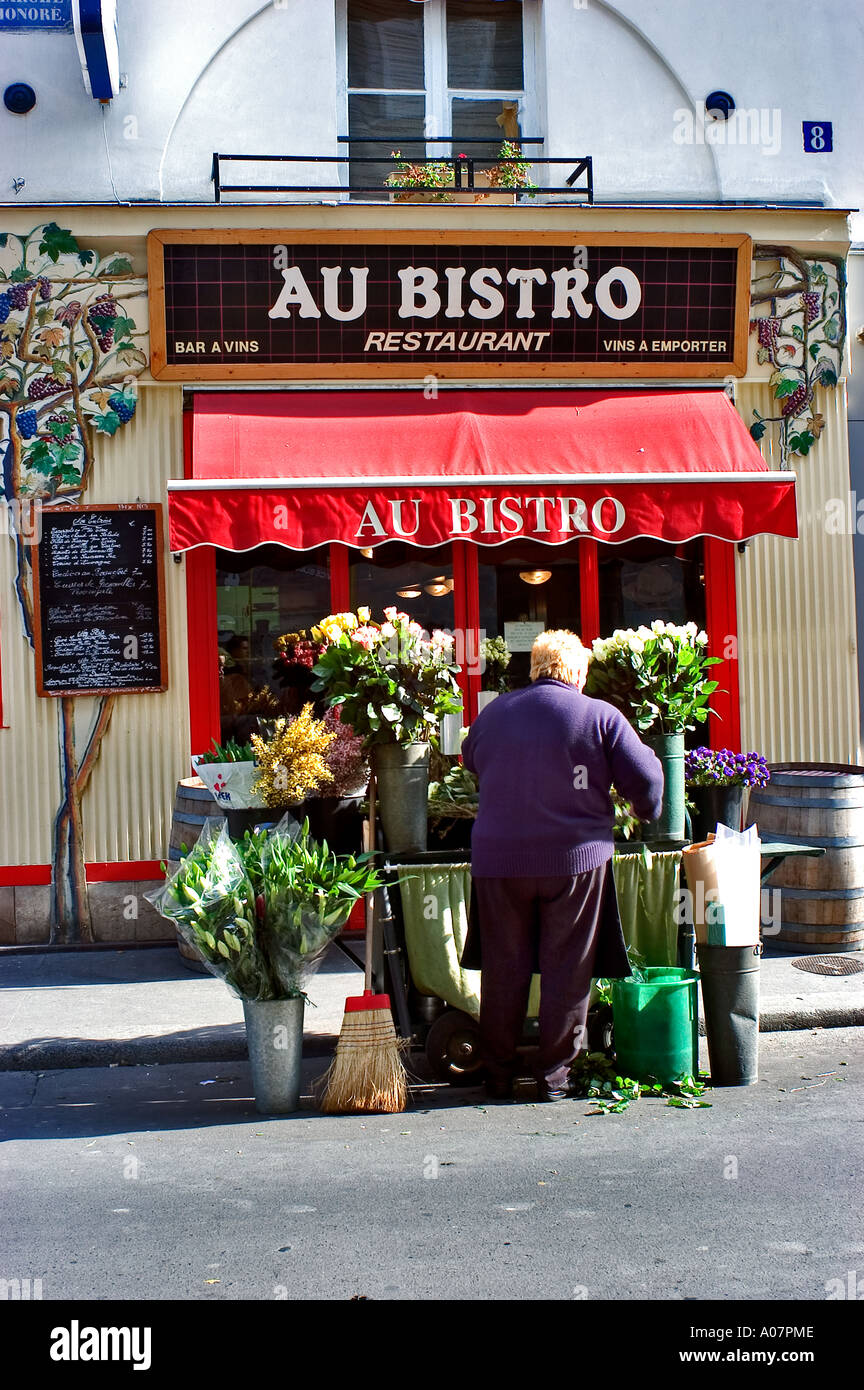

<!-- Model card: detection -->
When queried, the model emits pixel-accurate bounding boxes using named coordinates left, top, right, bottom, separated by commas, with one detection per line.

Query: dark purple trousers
left=474, top=865, right=607, bottom=1090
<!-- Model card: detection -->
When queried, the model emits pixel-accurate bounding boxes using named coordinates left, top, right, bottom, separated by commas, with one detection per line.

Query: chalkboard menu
left=33, top=505, right=168, bottom=697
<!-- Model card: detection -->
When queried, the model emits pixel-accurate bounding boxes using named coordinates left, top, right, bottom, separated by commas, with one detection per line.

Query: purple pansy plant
left=684, top=747, right=770, bottom=789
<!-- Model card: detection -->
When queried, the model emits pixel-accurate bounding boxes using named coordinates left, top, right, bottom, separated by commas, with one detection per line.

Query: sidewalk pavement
left=0, top=938, right=862, bottom=1072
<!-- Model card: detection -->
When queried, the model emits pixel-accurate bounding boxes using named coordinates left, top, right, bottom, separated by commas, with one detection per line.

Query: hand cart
left=336, top=842, right=687, bottom=1086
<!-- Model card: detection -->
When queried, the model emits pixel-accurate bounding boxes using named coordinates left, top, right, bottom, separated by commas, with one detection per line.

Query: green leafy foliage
left=385, top=151, right=454, bottom=199
left=610, top=786, right=640, bottom=840
left=237, top=826, right=269, bottom=898
left=486, top=141, right=538, bottom=196
left=148, top=818, right=382, bottom=1001
left=569, top=1051, right=712, bottom=1114
left=38, top=222, right=94, bottom=265
left=259, top=819, right=383, bottom=995
left=146, top=823, right=277, bottom=1000
left=480, top=635, right=511, bottom=693
left=428, top=761, right=479, bottom=819
left=787, top=430, right=816, bottom=456
left=196, top=738, right=256, bottom=764
left=584, top=622, right=720, bottom=735
left=312, top=610, right=462, bottom=748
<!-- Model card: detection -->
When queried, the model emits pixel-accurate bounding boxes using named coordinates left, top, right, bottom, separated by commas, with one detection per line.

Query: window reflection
left=349, top=542, right=455, bottom=634
left=478, top=542, right=581, bottom=689
left=598, top=539, right=705, bottom=634
left=215, top=545, right=331, bottom=743
left=447, top=0, right=524, bottom=90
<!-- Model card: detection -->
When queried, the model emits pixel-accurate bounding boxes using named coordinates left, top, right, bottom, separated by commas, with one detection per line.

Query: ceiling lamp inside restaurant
left=519, top=569, right=552, bottom=585
left=396, top=586, right=422, bottom=598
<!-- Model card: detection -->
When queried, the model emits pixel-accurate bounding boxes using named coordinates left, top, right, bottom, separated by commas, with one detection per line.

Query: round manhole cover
left=790, top=954, right=864, bottom=976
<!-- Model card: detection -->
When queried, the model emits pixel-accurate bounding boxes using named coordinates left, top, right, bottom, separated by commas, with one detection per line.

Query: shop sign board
left=148, top=231, right=751, bottom=380
left=167, top=475, right=799, bottom=552
left=0, top=3, right=72, bottom=29
left=32, top=504, right=168, bottom=697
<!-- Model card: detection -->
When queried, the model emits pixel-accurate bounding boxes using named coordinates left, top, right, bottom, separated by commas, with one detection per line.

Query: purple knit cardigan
left=461, top=678, right=664, bottom=878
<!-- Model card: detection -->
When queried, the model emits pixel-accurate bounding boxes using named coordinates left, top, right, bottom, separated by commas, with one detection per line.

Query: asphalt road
left=1, top=1029, right=862, bottom=1303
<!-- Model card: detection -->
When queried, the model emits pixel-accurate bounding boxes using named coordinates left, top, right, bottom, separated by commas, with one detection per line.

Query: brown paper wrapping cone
left=682, top=838, right=721, bottom=944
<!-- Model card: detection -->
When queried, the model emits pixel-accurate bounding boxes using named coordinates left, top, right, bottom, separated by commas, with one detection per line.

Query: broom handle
left=365, top=766, right=377, bottom=990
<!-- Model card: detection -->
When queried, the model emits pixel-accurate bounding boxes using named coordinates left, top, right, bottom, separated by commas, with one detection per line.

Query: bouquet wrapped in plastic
left=146, top=820, right=278, bottom=1000
left=260, top=818, right=382, bottom=997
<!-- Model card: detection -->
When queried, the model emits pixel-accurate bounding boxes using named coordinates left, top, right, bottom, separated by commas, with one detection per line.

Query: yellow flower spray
left=251, top=705, right=336, bottom=807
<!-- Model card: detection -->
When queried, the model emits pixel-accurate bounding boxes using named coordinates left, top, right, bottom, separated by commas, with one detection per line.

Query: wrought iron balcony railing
left=211, top=138, right=593, bottom=204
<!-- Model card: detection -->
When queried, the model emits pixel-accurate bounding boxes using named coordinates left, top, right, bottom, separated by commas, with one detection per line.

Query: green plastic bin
left=612, top=967, right=699, bottom=1084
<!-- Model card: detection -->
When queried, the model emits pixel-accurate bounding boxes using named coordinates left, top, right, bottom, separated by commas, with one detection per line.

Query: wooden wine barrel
left=168, top=778, right=227, bottom=970
left=168, top=777, right=226, bottom=863
left=746, top=764, right=864, bottom=952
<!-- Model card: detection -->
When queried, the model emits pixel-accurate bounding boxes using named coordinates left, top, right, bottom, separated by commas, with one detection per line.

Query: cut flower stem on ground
left=569, top=1052, right=713, bottom=1114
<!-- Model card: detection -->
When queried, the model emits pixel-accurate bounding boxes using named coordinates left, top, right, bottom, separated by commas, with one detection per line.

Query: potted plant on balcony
left=584, top=622, right=721, bottom=843
left=385, top=150, right=455, bottom=203
left=485, top=140, right=538, bottom=199
left=311, top=607, right=462, bottom=854
left=384, top=149, right=520, bottom=204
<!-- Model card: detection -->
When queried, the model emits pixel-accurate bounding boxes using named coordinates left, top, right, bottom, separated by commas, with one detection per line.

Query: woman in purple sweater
left=461, top=629, right=664, bottom=1101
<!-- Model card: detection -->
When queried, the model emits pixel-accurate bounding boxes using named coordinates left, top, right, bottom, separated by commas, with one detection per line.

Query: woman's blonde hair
left=530, top=629, right=590, bottom=688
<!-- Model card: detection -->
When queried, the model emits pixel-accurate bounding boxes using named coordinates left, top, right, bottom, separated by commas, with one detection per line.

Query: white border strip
left=168, top=472, right=795, bottom=492
left=171, top=529, right=798, bottom=555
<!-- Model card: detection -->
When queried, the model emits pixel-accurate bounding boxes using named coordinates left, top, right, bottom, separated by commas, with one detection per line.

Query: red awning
left=168, top=389, right=797, bottom=550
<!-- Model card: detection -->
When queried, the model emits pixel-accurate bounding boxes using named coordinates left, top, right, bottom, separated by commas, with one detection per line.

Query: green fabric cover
left=397, top=864, right=482, bottom=1021
left=611, top=847, right=682, bottom=968
left=397, top=849, right=682, bottom=1019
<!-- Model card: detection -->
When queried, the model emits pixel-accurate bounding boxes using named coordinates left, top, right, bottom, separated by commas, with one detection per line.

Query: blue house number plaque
left=802, top=122, right=833, bottom=152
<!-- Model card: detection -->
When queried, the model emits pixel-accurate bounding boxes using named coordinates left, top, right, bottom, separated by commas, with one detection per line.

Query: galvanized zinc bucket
left=243, top=997, right=305, bottom=1114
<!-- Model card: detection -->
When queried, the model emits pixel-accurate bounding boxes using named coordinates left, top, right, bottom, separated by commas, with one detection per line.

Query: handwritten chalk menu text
left=33, top=505, right=168, bottom=696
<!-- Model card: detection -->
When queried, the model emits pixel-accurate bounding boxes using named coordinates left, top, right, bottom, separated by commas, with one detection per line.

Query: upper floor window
left=340, top=0, right=538, bottom=196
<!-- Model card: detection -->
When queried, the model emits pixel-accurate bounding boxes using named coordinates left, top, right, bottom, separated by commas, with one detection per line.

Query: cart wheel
left=586, top=1003, right=614, bottom=1056
left=424, top=1009, right=487, bottom=1086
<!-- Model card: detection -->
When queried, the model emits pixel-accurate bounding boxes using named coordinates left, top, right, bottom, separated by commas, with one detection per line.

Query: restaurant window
left=341, top=0, right=538, bottom=196
left=598, top=538, right=709, bottom=748
left=597, top=539, right=706, bottom=637
left=478, top=542, right=581, bottom=690
left=349, top=542, right=456, bottom=633
left=215, top=545, right=331, bottom=743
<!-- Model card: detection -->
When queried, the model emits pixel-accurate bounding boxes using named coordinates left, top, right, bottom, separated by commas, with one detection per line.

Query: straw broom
left=319, top=767, right=408, bottom=1114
